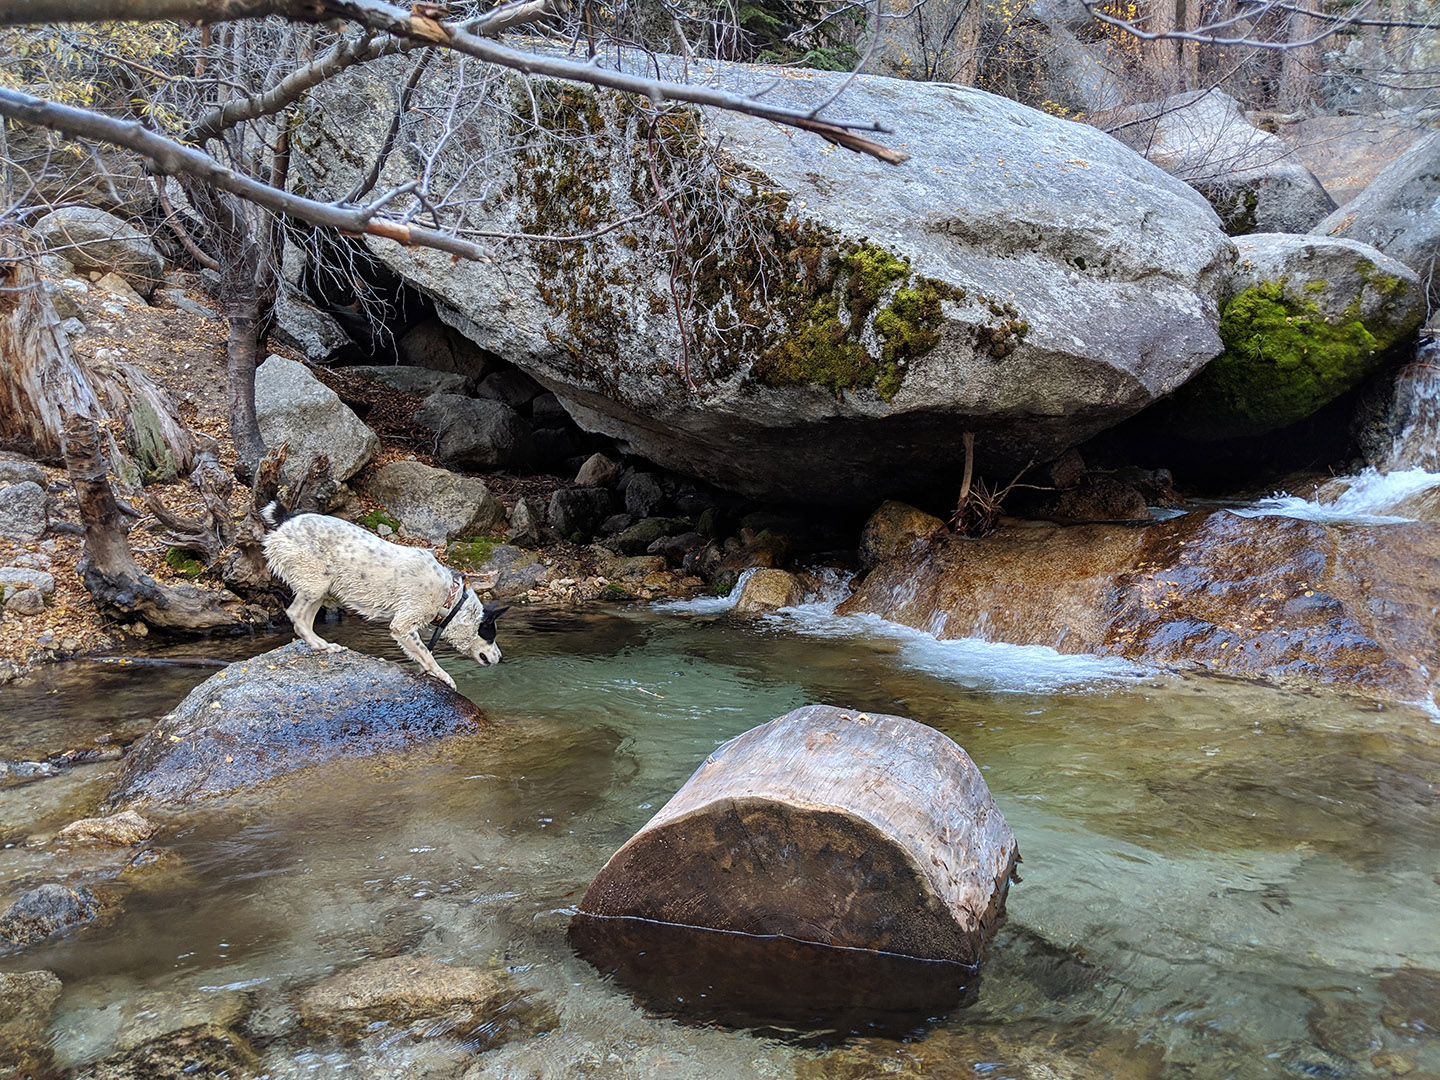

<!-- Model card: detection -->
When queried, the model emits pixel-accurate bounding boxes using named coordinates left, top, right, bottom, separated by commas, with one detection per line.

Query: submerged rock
left=295, top=57, right=1232, bottom=505
left=841, top=508, right=1440, bottom=706
left=0, top=883, right=101, bottom=948
left=0, top=969, right=63, bottom=1077
left=298, top=955, right=553, bottom=1046
left=68, top=1024, right=259, bottom=1080
left=56, top=809, right=158, bottom=846
left=107, top=641, right=488, bottom=808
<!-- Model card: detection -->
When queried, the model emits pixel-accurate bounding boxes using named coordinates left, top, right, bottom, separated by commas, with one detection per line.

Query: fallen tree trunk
left=62, top=415, right=244, bottom=632
left=0, top=235, right=108, bottom=460
left=575, top=704, right=1019, bottom=965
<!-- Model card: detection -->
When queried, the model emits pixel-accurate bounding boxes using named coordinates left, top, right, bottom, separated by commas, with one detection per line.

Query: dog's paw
left=432, top=670, right=457, bottom=690
left=322, top=642, right=344, bottom=654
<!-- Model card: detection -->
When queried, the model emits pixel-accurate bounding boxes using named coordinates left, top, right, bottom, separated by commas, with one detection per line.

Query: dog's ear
left=482, top=605, right=510, bottom=621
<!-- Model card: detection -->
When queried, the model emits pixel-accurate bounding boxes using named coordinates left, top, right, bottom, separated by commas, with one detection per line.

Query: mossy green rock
left=1168, top=233, right=1425, bottom=439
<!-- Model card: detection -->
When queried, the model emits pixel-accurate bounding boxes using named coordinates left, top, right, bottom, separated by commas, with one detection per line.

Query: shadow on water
left=567, top=913, right=977, bottom=1044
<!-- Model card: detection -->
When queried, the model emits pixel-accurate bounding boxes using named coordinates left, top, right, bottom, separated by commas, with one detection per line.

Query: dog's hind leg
left=286, top=591, right=343, bottom=654
left=390, top=622, right=456, bottom=689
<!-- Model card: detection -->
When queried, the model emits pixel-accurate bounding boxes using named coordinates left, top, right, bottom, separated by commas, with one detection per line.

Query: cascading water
left=1238, top=346, right=1440, bottom=523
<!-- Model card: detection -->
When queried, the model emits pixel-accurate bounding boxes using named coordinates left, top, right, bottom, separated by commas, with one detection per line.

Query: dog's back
left=262, top=507, right=450, bottom=623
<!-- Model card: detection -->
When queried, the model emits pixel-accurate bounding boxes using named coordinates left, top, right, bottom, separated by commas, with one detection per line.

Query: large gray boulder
left=364, top=459, right=507, bottom=543
left=31, top=207, right=165, bottom=297
left=1314, top=131, right=1440, bottom=316
left=1107, top=90, right=1338, bottom=235
left=294, top=57, right=1234, bottom=505
left=108, top=641, right=488, bottom=808
left=1165, top=233, right=1425, bottom=439
left=254, top=354, right=379, bottom=481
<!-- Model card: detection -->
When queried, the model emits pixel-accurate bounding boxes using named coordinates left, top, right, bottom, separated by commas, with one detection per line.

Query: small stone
left=4, top=588, right=45, bottom=615
left=574, top=453, right=622, bottom=488
left=57, top=810, right=159, bottom=846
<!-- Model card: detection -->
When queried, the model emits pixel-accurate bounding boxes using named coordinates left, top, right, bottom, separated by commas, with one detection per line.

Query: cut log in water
left=575, top=704, right=1019, bottom=967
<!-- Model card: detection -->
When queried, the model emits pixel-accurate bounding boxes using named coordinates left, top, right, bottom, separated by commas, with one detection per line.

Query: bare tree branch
left=0, top=87, right=495, bottom=260
left=0, top=0, right=912, bottom=163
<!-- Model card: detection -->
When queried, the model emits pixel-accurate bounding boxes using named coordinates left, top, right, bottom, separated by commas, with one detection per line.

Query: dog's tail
left=260, top=500, right=292, bottom=530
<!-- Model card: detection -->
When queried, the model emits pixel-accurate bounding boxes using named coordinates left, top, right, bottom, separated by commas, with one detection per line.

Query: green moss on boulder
left=1167, top=235, right=1424, bottom=440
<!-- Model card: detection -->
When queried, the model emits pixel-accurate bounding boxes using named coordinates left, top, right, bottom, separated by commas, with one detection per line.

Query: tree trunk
left=575, top=704, right=1019, bottom=965
left=1277, top=6, right=1319, bottom=109
left=0, top=235, right=108, bottom=461
left=62, top=415, right=246, bottom=632
left=1143, top=0, right=1182, bottom=95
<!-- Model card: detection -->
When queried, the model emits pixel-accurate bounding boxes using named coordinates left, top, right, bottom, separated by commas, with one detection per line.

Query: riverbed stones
left=841, top=507, right=1440, bottom=706
left=107, top=641, right=488, bottom=807
left=295, top=57, right=1233, bottom=505
left=1314, top=131, right=1440, bottom=314
left=1108, top=91, right=1338, bottom=235
left=364, top=459, right=506, bottom=544
left=254, top=355, right=379, bottom=481
left=68, top=1024, right=260, bottom=1080
left=0, top=883, right=101, bottom=947
left=1165, top=233, right=1425, bottom=439
left=0, top=970, right=63, bottom=1077
left=576, top=704, right=1018, bottom=965
left=298, top=955, right=551, bottom=1046
left=31, top=207, right=166, bottom=297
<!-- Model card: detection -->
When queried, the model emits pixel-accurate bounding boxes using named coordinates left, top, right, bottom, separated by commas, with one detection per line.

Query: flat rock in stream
left=841, top=507, right=1440, bottom=706
left=108, top=641, right=487, bottom=808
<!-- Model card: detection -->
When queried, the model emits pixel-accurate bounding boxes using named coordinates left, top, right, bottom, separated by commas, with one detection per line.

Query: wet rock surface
left=842, top=508, right=1440, bottom=704
left=56, top=809, right=159, bottom=846
left=0, top=969, right=63, bottom=1076
left=107, top=641, right=488, bottom=808
left=0, top=882, right=101, bottom=948
left=298, top=954, right=554, bottom=1047
left=67, top=1023, right=260, bottom=1080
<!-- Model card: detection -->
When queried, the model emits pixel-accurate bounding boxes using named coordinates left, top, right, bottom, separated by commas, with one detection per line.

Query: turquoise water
left=2, top=599, right=1438, bottom=1078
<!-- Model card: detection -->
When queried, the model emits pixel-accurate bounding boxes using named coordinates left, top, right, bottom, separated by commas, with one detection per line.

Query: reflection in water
left=567, top=914, right=976, bottom=1043
left=0, top=603, right=1438, bottom=1078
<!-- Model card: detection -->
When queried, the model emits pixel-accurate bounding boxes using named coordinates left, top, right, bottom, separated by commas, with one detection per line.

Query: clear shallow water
left=2, top=602, right=1439, bottom=1079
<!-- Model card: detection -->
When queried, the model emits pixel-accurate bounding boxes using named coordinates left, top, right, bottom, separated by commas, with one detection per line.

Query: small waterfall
left=1239, top=347, right=1440, bottom=523
left=1375, top=350, right=1440, bottom=473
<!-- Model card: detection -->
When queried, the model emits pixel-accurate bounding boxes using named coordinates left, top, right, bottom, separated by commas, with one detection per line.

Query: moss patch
left=163, top=547, right=205, bottom=578
left=360, top=509, right=401, bottom=534
left=443, top=537, right=503, bottom=571
left=505, top=80, right=982, bottom=403
left=1174, top=269, right=1420, bottom=439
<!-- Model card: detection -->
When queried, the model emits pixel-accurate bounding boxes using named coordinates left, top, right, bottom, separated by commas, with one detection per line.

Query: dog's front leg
left=391, top=624, right=457, bottom=689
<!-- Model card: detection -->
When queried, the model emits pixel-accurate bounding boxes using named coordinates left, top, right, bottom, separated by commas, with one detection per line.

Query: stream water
left=3, top=588, right=1439, bottom=1079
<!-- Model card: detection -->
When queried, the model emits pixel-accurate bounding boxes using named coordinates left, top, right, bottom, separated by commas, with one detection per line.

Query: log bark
left=0, top=236, right=108, bottom=460
left=62, top=415, right=244, bottom=632
left=576, top=704, right=1019, bottom=966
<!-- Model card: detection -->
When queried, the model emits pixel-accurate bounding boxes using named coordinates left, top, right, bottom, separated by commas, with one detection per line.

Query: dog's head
left=445, top=599, right=509, bottom=667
